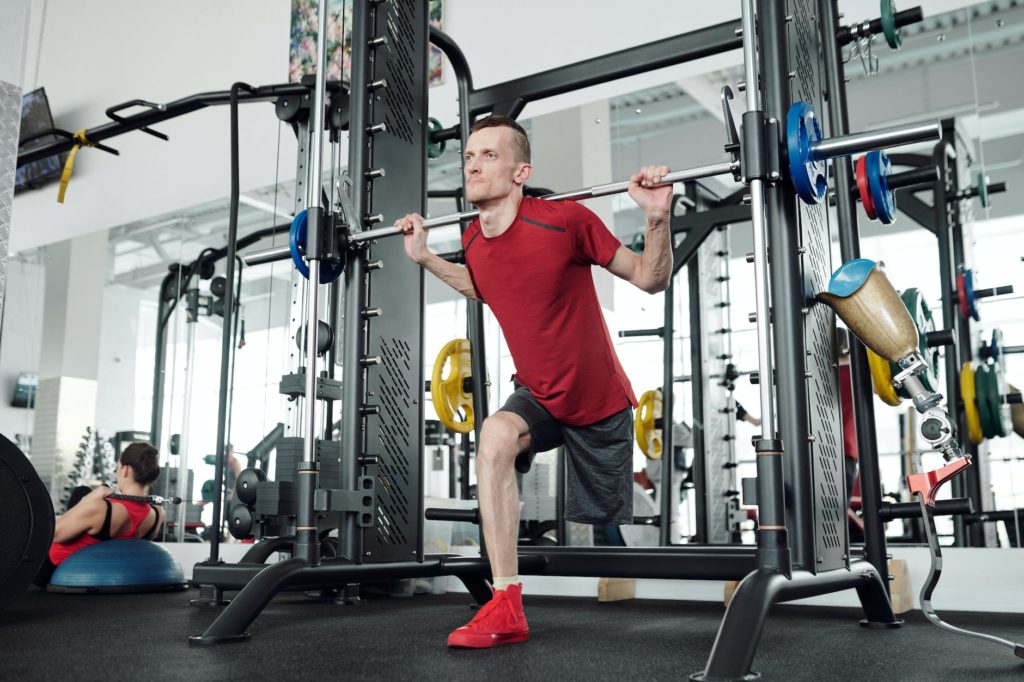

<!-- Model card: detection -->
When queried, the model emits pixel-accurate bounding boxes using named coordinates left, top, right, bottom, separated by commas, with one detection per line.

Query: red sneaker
left=447, top=584, right=529, bottom=648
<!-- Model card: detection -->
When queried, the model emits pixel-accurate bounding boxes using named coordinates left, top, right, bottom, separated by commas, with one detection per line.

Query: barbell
left=244, top=160, right=740, bottom=271
left=245, top=100, right=940, bottom=274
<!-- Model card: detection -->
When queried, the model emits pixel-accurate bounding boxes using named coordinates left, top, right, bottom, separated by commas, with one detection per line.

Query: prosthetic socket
left=818, top=259, right=964, bottom=463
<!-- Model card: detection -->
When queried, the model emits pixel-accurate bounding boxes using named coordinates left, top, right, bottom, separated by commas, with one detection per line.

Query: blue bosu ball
left=48, top=539, right=187, bottom=594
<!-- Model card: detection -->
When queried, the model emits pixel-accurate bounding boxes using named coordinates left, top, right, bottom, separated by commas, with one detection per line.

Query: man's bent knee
left=479, top=413, right=529, bottom=465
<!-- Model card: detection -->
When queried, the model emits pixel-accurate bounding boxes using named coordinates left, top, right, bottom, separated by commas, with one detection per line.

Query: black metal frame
left=15, top=0, right=927, bottom=666
left=693, top=1, right=906, bottom=677
left=188, top=1, right=919, bottom=665
left=819, top=0, right=891, bottom=589
left=854, top=134, right=1009, bottom=549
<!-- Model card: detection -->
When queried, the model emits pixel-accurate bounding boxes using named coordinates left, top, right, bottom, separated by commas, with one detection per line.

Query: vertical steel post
left=340, top=0, right=373, bottom=562
left=150, top=290, right=169, bottom=449
left=294, top=0, right=331, bottom=566
left=945, top=133, right=984, bottom=547
left=746, top=0, right=790, bottom=573
left=201, top=80, right=250, bottom=575
left=429, top=28, right=489, bottom=443
left=660, top=276, right=675, bottom=546
left=688, top=260, right=708, bottom=544
left=819, top=0, right=890, bottom=587
left=932, top=139, right=970, bottom=546
left=176, top=295, right=198, bottom=543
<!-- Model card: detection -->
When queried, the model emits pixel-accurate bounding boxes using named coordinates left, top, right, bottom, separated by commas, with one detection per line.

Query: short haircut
left=120, top=441, right=160, bottom=487
left=469, top=115, right=531, bottom=164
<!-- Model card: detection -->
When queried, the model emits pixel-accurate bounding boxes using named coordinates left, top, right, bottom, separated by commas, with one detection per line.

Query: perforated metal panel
left=360, top=0, right=427, bottom=563
left=789, top=0, right=847, bottom=570
left=0, top=81, right=21, bottom=329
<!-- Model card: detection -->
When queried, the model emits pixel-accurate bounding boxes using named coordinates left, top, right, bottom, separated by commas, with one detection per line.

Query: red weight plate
left=856, top=155, right=877, bottom=220
left=957, top=273, right=970, bottom=319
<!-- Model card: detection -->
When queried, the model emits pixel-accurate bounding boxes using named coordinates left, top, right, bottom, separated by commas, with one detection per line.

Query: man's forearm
left=418, top=252, right=480, bottom=300
left=640, top=215, right=672, bottom=292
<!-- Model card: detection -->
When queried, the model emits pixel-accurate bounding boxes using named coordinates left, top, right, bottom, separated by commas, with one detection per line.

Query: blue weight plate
left=964, top=269, right=979, bottom=321
left=289, top=210, right=345, bottom=284
left=866, top=150, right=896, bottom=225
left=786, top=101, right=827, bottom=205
left=991, top=328, right=1003, bottom=360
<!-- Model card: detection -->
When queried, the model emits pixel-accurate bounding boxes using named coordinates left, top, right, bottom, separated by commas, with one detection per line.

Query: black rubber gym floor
left=1, top=587, right=1021, bottom=681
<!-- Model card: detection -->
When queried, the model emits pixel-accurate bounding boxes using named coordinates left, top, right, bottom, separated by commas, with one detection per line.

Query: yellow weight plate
left=431, top=338, right=475, bottom=434
left=866, top=348, right=902, bottom=406
left=960, top=362, right=983, bottom=445
left=634, top=389, right=663, bottom=460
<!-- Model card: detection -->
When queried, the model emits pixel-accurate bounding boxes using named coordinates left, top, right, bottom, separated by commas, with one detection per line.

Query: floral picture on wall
left=290, top=0, right=444, bottom=86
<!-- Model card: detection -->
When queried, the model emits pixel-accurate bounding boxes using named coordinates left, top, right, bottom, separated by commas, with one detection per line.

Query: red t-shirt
left=462, top=197, right=637, bottom=426
left=49, top=498, right=152, bottom=565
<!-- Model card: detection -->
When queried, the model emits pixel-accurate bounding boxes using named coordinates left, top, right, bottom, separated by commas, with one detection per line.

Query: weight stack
left=274, top=437, right=342, bottom=486
left=254, top=481, right=297, bottom=518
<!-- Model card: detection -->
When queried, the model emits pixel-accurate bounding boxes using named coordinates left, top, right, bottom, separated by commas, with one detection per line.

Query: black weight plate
left=228, top=504, right=255, bottom=540
left=235, top=468, right=266, bottom=507
left=0, top=434, right=55, bottom=612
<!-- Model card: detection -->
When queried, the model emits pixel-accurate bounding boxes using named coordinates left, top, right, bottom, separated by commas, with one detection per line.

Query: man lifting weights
left=398, top=115, right=672, bottom=648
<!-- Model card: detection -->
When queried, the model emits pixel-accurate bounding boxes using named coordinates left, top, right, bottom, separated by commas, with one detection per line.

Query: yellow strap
left=57, top=129, right=96, bottom=204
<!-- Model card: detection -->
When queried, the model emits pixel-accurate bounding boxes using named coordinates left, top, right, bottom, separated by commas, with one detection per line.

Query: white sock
left=492, top=575, right=519, bottom=591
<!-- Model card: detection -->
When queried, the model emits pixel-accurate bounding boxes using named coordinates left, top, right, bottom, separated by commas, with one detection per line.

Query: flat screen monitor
left=10, top=372, right=37, bottom=408
left=16, top=87, right=66, bottom=193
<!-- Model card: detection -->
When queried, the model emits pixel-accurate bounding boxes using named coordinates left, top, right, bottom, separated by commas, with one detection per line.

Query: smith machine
left=183, top=0, right=1011, bottom=677
left=19, top=0, right=1020, bottom=676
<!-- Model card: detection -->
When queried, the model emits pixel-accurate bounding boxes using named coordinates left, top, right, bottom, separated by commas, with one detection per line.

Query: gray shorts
left=498, top=385, right=634, bottom=526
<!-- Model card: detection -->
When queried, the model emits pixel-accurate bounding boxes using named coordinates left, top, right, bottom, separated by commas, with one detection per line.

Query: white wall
left=0, top=256, right=44, bottom=440
left=12, top=0, right=296, bottom=254
left=94, top=282, right=145, bottom=434
left=0, top=0, right=31, bottom=87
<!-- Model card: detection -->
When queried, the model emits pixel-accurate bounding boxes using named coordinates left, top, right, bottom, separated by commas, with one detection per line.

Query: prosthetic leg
left=819, top=258, right=1023, bottom=659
